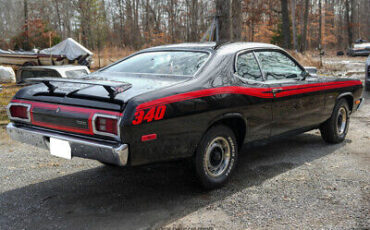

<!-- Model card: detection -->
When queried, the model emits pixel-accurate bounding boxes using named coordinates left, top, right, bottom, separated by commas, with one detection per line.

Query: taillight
left=7, top=103, right=31, bottom=122
left=92, top=114, right=119, bottom=137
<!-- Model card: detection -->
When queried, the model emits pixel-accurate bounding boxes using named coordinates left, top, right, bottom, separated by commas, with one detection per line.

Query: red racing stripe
left=136, top=86, right=273, bottom=110
left=136, top=80, right=362, bottom=110
left=276, top=80, right=361, bottom=97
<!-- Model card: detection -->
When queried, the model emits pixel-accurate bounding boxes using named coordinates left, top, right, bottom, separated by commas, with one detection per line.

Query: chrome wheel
left=336, top=107, right=347, bottom=135
left=204, top=137, right=231, bottom=177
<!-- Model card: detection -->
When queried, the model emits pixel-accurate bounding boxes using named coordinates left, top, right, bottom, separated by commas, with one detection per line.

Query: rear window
left=103, top=51, right=210, bottom=76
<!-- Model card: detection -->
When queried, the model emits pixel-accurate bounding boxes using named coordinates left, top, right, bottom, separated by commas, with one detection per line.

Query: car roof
left=20, top=65, right=88, bottom=71
left=140, top=42, right=281, bottom=53
left=142, top=42, right=217, bottom=52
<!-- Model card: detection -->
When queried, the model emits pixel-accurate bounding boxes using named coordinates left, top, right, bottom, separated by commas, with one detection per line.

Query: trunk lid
left=15, top=72, right=191, bottom=111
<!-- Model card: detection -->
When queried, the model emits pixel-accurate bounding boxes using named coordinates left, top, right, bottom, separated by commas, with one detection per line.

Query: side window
left=255, top=51, right=304, bottom=81
left=236, top=52, right=263, bottom=81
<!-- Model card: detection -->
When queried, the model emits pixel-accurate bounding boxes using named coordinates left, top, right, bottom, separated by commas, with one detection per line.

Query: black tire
left=320, top=99, right=350, bottom=143
left=195, top=125, right=238, bottom=189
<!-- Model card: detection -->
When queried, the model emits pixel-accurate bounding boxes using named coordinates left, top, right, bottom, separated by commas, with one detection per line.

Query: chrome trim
left=92, top=113, right=121, bottom=138
left=7, top=123, right=129, bottom=166
left=6, top=103, right=31, bottom=123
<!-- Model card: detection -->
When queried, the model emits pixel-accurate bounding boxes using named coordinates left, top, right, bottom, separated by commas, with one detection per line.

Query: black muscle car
left=6, top=42, right=364, bottom=189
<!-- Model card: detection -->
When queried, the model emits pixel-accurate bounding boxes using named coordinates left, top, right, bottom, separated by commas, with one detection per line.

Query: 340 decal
left=132, top=105, right=167, bottom=125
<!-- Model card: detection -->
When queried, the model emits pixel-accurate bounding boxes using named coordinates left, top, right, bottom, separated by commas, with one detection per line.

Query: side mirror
left=300, top=71, right=311, bottom=80
left=304, top=66, right=318, bottom=75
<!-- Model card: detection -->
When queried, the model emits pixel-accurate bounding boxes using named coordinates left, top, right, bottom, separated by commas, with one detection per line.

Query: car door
left=254, top=50, right=325, bottom=136
left=234, top=51, right=273, bottom=141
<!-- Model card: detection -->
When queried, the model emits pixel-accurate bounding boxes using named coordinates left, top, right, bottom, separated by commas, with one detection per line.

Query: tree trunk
left=54, top=0, right=62, bottom=39
left=232, top=0, right=242, bottom=41
left=345, top=0, right=352, bottom=47
left=145, top=0, right=151, bottom=42
left=216, top=0, right=231, bottom=42
left=318, top=0, right=322, bottom=48
left=291, top=0, right=297, bottom=50
left=118, top=0, right=125, bottom=46
left=190, top=0, right=198, bottom=41
left=281, top=0, right=291, bottom=49
left=300, top=0, right=309, bottom=52
left=350, top=0, right=355, bottom=41
left=23, top=0, right=29, bottom=50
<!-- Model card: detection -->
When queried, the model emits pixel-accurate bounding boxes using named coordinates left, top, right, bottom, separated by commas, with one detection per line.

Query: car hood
left=14, top=71, right=191, bottom=111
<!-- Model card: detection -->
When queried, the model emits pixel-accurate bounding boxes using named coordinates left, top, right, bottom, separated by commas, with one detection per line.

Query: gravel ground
left=0, top=66, right=369, bottom=229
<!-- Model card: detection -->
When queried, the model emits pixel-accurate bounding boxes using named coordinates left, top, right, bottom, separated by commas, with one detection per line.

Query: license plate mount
left=50, top=138, right=71, bottom=160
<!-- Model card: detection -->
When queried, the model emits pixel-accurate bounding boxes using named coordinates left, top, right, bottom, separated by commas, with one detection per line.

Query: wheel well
left=212, top=117, right=246, bottom=149
left=339, top=95, right=354, bottom=112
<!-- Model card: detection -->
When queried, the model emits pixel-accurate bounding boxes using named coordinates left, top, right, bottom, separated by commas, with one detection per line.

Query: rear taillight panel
left=92, top=114, right=120, bottom=138
left=7, top=103, right=31, bottom=122
left=8, top=100, right=122, bottom=139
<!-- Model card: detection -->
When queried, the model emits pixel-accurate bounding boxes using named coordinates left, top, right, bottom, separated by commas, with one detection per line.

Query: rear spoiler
left=26, top=78, right=132, bottom=99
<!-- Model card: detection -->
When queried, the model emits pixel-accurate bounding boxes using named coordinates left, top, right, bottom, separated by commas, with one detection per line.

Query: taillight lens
left=8, top=104, right=30, bottom=121
left=94, top=116, right=118, bottom=135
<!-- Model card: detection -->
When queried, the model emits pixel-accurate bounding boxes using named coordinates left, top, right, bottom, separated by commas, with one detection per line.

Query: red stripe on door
left=136, top=80, right=362, bottom=110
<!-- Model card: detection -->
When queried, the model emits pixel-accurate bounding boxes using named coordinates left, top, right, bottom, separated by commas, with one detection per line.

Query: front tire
left=195, top=125, right=238, bottom=189
left=320, top=99, right=350, bottom=143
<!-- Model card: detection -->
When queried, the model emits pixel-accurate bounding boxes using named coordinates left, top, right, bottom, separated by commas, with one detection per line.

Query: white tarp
left=0, top=66, right=16, bottom=83
left=0, top=49, right=11, bottom=54
left=354, top=43, right=370, bottom=49
left=40, top=38, right=93, bottom=60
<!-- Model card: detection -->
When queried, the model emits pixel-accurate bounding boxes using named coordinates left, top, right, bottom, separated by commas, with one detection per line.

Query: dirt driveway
left=0, top=90, right=369, bottom=229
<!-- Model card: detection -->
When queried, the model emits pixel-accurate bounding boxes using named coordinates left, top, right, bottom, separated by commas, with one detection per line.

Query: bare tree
left=291, top=0, right=297, bottom=50
left=0, top=0, right=367, bottom=52
left=23, top=0, right=29, bottom=50
left=232, top=0, right=242, bottom=41
left=345, top=0, right=353, bottom=47
left=281, top=0, right=291, bottom=49
left=318, top=0, right=322, bottom=48
left=216, top=0, right=231, bottom=42
left=300, top=0, right=309, bottom=52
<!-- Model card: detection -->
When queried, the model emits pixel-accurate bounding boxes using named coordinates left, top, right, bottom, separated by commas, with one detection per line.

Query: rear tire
left=195, top=125, right=238, bottom=189
left=320, top=99, right=350, bottom=143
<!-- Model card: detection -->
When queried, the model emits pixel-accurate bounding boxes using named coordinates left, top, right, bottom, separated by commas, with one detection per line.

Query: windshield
left=103, top=51, right=209, bottom=76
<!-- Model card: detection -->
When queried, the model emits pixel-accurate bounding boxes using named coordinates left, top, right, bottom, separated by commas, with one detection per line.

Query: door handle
left=272, top=88, right=283, bottom=96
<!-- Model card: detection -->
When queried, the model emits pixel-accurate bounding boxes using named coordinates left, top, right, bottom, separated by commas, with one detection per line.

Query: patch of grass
left=91, top=47, right=136, bottom=70
left=0, top=83, right=22, bottom=123
left=289, top=51, right=321, bottom=68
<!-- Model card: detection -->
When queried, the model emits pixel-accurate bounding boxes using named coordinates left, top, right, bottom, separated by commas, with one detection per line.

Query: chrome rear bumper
left=6, top=123, right=129, bottom=166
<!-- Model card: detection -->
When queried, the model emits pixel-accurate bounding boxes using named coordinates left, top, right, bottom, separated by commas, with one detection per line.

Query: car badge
left=56, top=107, right=61, bottom=113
